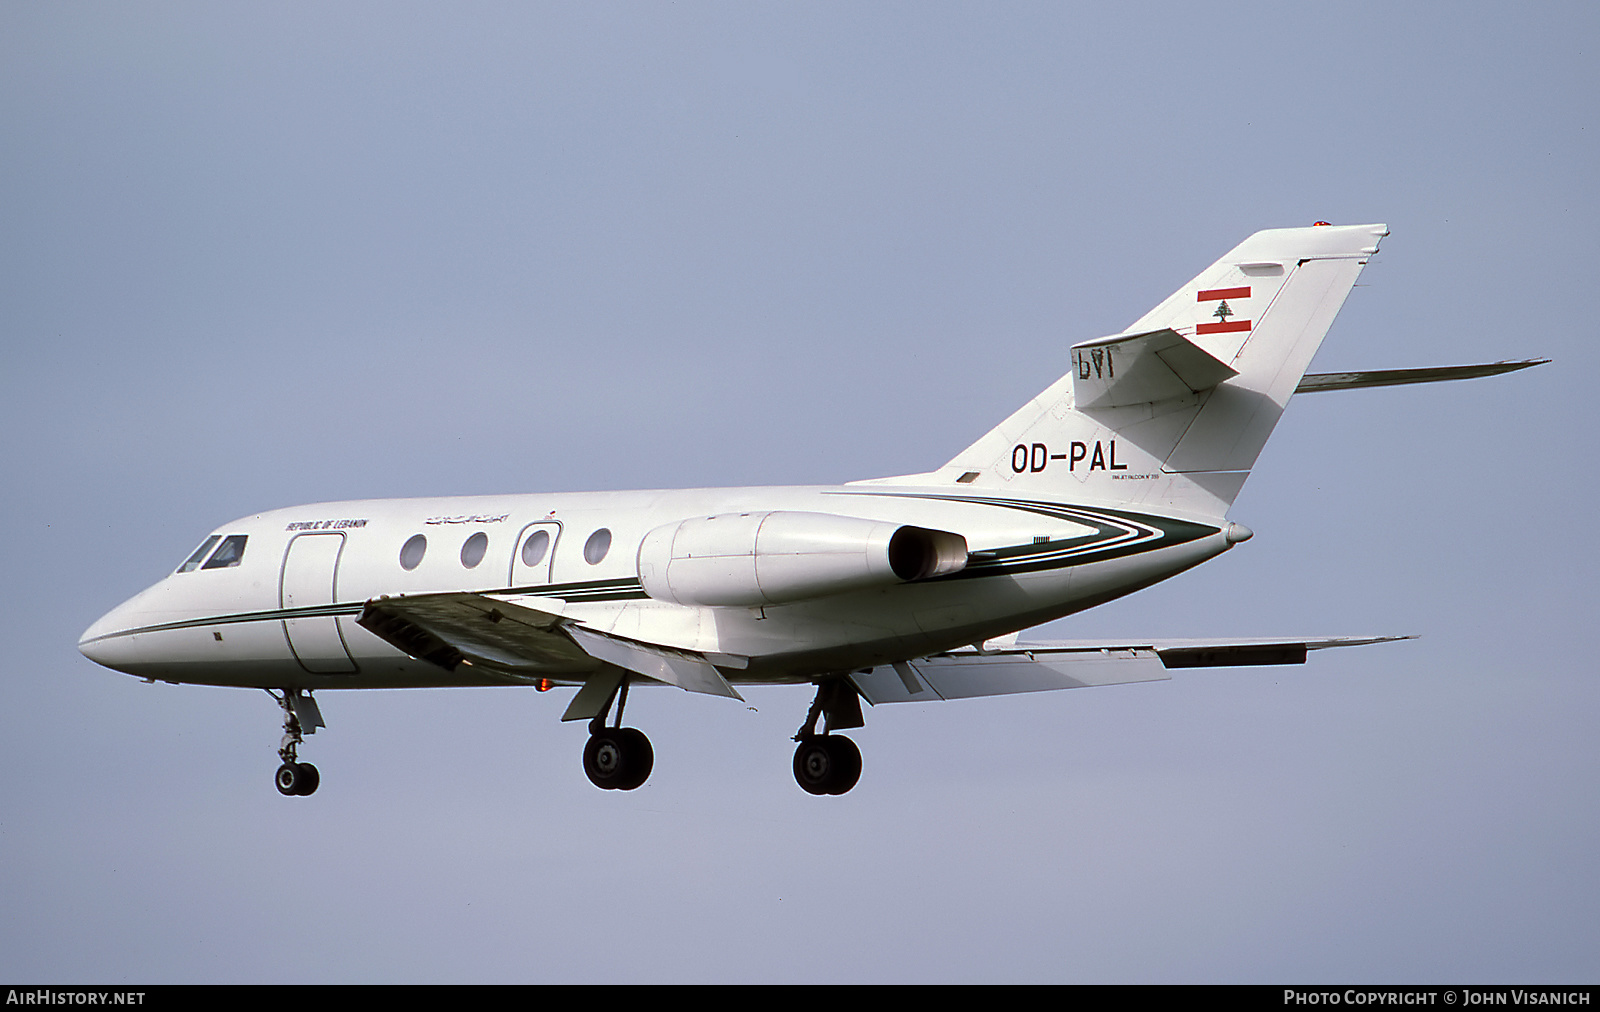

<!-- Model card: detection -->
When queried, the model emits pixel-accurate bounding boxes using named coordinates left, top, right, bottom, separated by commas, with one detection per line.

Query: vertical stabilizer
left=882, top=224, right=1388, bottom=519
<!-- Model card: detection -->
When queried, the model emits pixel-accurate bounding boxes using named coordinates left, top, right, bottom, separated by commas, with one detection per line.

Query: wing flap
left=851, top=648, right=1169, bottom=704
left=357, top=592, right=746, bottom=700
left=850, top=635, right=1411, bottom=704
left=565, top=626, right=744, bottom=701
left=357, top=593, right=597, bottom=675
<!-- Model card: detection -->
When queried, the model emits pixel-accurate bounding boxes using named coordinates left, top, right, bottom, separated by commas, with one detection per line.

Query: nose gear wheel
left=268, top=689, right=322, bottom=797
left=275, top=761, right=320, bottom=796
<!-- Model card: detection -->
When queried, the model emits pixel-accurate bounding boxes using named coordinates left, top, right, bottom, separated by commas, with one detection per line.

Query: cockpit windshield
left=176, top=535, right=222, bottom=573
left=201, top=534, right=248, bottom=569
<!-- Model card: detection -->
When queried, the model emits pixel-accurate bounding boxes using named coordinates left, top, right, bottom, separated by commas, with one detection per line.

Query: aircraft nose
left=78, top=627, right=119, bottom=668
left=79, top=596, right=148, bottom=673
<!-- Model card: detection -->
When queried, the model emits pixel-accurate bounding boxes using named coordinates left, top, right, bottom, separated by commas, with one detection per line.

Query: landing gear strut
left=583, top=675, right=653, bottom=791
left=269, top=688, right=323, bottom=796
left=792, top=678, right=864, bottom=795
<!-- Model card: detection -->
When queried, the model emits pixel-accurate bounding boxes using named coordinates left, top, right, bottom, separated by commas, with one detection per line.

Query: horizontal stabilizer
left=1070, top=328, right=1238, bottom=408
left=1295, top=359, right=1547, bottom=394
left=850, top=635, right=1410, bottom=704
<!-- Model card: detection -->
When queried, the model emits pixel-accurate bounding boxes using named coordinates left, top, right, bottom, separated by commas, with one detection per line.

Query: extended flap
left=357, top=593, right=597, bottom=674
left=1071, top=328, right=1238, bottom=408
left=849, top=635, right=1410, bottom=704
left=851, top=648, right=1168, bottom=704
left=566, top=626, right=745, bottom=701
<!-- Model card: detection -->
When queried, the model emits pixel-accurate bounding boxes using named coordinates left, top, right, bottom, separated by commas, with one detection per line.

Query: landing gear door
left=512, top=522, right=562, bottom=587
left=280, top=532, right=358, bottom=674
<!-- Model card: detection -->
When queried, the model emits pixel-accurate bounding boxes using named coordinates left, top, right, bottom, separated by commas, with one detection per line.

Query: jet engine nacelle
left=636, top=511, right=968, bottom=608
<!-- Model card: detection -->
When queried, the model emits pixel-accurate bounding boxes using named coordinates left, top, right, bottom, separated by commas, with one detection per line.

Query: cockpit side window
left=201, top=534, right=249, bottom=569
left=177, top=535, right=223, bottom=573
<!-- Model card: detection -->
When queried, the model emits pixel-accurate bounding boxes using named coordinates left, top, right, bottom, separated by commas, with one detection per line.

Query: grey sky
left=2, top=2, right=1596, bottom=982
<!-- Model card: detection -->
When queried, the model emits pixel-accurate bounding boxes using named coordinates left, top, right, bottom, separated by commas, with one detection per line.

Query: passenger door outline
left=511, top=522, right=563, bottom=588
left=280, top=532, right=358, bottom=674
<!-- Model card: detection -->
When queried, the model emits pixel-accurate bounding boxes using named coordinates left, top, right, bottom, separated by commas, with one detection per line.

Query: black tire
left=583, top=730, right=631, bottom=790
left=793, top=739, right=834, bottom=795
left=616, top=728, right=654, bottom=791
left=823, top=736, right=861, bottom=795
left=275, top=763, right=303, bottom=796
left=294, top=762, right=320, bottom=796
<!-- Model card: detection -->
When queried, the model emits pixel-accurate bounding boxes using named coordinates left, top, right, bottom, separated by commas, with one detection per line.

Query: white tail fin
left=867, top=223, right=1388, bottom=519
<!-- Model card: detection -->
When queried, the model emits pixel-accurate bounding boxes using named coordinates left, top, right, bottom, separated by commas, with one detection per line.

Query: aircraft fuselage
left=80, top=483, right=1230, bottom=691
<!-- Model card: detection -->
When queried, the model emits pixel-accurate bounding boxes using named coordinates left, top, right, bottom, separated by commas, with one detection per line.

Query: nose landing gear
left=269, top=689, right=324, bottom=797
left=275, top=759, right=320, bottom=796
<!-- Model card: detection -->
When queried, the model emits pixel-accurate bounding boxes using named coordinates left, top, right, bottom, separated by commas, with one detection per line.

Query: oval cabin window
left=460, top=532, right=488, bottom=569
left=583, top=528, right=611, bottom=565
left=399, top=534, right=427, bottom=571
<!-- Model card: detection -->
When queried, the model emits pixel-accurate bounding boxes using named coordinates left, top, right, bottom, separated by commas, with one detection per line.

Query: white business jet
left=79, top=223, right=1542, bottom=797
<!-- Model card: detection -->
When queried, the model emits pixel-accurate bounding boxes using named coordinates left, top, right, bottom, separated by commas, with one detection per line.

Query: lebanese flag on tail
left=1196, top=285, right=1251, bottom=334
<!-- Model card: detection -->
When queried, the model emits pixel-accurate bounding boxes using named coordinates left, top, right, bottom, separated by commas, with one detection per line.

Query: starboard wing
left=849, top=635, right=1412, bottom=704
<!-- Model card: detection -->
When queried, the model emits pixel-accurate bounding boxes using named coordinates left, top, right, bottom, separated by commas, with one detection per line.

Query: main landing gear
left=583, top=675, right=654, bottom=791
left=269, top=688, right=324, bottom=796
left=793, top=735, right=861, bottom=796
left=792, top=679, right=865, bottom=796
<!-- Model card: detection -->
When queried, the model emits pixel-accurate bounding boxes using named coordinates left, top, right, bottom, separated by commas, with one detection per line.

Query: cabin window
left=201, top=534, right=248, bottom=570
left=521, top=529, right=550, bottom=568
left=177, top=535, right=222, bottom=573
left=460, top=532, right=488, bottom=569
left=400, top=534, right=427, bottom=571
left=583, top=528, right=612, bottom=565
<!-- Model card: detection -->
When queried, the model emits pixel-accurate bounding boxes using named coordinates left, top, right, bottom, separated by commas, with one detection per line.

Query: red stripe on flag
left=1196, top=319, right=1251, bottom=334
left=1197, top=286, right=1251, bottom=301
